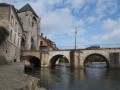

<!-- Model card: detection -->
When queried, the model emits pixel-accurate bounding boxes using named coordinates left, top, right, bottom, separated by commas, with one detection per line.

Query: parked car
left=86, top=45, right=100, bottom=49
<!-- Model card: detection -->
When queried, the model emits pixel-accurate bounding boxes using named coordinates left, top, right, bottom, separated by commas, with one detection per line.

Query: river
left=25, top=64, right=120, bottom=90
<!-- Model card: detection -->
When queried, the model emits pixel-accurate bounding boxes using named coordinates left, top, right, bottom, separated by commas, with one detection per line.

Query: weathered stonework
left=22, top=48, right=120, bottom=68
left=0, top=3, right=41, bottom=63
left=0, top=3, right=22, bottom=62
left=18, top=4, right=40, bottom=50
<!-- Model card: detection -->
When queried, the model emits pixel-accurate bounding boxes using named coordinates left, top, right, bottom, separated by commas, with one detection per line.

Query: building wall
left=0, top=5, right=22, bottom=62
left=0, top=5, right=9, bottom=29
left=18, top=11, right=40, bottom=50
left=39, top=35, right=58, bottom=51
left=40, top=37, right=48, bottom=47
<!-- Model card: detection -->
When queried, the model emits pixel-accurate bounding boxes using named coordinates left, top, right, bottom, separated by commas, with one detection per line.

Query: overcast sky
left=1, top=0, right=120, bottom=49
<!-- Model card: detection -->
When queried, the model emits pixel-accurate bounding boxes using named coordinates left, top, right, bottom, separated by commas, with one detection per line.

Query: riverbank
left=0, top=63, right=46, bottom=90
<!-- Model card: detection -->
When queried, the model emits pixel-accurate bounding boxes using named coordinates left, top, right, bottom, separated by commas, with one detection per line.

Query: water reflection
left=25, top=64, right=120, bottom=90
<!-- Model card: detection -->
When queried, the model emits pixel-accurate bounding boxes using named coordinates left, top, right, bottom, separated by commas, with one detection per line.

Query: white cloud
left=91, top=29, right=120, bottom=42
left=1, top=0, right=120, bottom=47
left=0, top=0, right=10, bottom=3
left=102, top=18, right=120, bottom=31
left=95, top=0, right=118, bottom=20
left=91, top=17, right=120, bottom=44
left=65, top=0, right=85, bottom=9
left=100, top=29, right=120, bottom=42
left=41, top=7, right=86, bottom=38
left=87, top=16, right=96, bottom=24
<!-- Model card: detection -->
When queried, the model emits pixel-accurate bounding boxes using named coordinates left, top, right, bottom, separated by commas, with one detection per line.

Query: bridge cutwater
left=21, top=48, right=120, bottom=69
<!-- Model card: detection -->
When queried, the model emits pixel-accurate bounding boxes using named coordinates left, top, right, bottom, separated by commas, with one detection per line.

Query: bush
left=0, top=27, right=9, bottom=45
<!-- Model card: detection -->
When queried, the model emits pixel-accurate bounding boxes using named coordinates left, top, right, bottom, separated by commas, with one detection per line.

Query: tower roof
left=19, top=4, right=38, bottom=17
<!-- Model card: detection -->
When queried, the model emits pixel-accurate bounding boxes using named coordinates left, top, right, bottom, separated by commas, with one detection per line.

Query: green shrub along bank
left=0, top=27, right=9, bottom=45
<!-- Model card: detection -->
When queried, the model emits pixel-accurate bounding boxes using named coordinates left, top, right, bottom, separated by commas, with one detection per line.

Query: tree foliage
left=0, top=27, right=9, bottom=45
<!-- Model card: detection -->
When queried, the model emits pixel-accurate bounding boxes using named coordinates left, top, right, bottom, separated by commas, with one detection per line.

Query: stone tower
left=18, top=4, right=40, bottom=50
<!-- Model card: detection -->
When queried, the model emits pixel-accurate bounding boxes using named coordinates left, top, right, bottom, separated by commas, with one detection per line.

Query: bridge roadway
left=21, top=48, right=120, bottom=68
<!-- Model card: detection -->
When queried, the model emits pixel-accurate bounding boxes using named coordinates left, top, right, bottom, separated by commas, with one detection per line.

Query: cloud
left=95, top=0, right=118, bottom=20
left=101, top=29, right=120, bottom=41
left=102, top=18, right=120, bottom=31
left=41, top=7, right=86, bottom=38
left=1, top=0, right=120, bottom=47
left=86, top=16, right=96, bottom=24
left=91, top=28, right=120, bottom=42
left=70, top=0, right=85, bottom=9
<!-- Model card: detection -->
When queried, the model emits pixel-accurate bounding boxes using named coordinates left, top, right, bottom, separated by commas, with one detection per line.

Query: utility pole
left=75, top=28, right=77, bottom=50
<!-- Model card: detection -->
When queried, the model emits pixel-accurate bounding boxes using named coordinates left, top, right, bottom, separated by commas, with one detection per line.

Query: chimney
left=41, top=33, right=43, bottom=37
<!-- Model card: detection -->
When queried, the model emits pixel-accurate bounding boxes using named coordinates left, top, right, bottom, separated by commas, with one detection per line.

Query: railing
left=57, top=44, right=120, bottom=50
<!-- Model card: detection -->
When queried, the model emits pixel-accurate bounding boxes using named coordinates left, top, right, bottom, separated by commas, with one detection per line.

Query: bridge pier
left=40, top=51, right=49, bottom=67
left=109, top=53, right=120, bottom=68
left=70, top=50, right=84, bottom=69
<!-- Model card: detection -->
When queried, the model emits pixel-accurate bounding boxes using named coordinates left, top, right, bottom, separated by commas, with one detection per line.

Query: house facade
left=0, top=3, right=23, bottom=62
left=39, top=33, right=58, bottom=51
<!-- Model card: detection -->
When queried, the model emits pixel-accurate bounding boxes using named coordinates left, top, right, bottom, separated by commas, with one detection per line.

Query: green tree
left=0, top=27, right=9, bottom=45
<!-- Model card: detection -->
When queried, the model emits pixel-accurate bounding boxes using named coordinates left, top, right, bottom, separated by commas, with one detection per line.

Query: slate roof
left=18, top=4, right=38, bottom=17
left=0, top=3, right=11, bottom=6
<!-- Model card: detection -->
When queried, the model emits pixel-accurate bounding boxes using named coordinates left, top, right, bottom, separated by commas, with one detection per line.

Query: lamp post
left=75, top=28, right=77, bottom=50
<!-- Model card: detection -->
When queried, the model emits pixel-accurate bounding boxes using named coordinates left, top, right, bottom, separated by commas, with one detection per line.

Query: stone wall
left=18, top=11, right=40, bottom=50
left=0, top=5, right=9, bottom=29
left=0, top=4, right=22, bottom=62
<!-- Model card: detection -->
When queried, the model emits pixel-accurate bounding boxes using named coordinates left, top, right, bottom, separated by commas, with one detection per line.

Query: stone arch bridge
left=21, top=48, right=120, bottom=68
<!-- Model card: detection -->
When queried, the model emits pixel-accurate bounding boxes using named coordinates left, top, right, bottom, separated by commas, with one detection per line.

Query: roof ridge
left=18, top=3, right=38, bottom=17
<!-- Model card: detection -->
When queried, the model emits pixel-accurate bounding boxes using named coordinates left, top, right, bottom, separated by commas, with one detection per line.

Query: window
left=18, top=38, right=19, bottom=46
left=5, top=43, right=8, bottom=53
left=32, top=22, right=34, bottom=27
left=32, top=17, right=37, bottom=27
left=19, top=17, right=21, bottom=20
left=10, top=29, right=12, bottom=40
left=40, top=41, right=43, bottom=46
left=26, top=12, right=29, bottom=16
left=18, top=28, right=21, bottom=36
left=15, top=22, right=17, bottom=32
left=11, top=16, right=14, bottom=27
left=14, top=34, right=16, bottom=44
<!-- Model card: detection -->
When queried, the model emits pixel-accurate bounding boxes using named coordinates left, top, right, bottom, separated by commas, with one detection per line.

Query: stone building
left=18, top=4, right=40, bottom=50
left=39, top=33, right=58, bottom=51
left=0, top=3, right=23, bottom=62
left=0, top=3, right=59, bottom=64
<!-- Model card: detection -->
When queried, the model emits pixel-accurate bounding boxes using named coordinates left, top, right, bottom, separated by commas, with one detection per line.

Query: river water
left=26, top=64, right=120, bottom=90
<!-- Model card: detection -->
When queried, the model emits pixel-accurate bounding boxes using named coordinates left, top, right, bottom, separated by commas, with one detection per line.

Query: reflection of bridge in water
left=21, top=48, right=120, bottom=69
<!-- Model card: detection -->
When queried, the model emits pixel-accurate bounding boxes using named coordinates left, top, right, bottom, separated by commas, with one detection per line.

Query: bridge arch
left=21, top=55, right=41, bottom=68
left=49, top=54, right=70, bottom=67
left=83, top=53, right=109, bottom=68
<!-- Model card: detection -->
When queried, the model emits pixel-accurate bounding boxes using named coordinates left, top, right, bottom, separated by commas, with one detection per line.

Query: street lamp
left=75, top=28, right=77, bottom=50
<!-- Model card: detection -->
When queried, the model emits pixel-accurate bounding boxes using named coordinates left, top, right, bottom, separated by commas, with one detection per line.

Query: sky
left=1, top=0, right=120, bottom=49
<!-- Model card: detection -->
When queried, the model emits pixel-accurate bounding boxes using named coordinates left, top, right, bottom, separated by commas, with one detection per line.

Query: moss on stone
left=0, top=26, right=9, bottom=45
